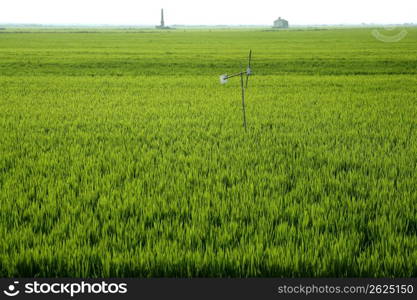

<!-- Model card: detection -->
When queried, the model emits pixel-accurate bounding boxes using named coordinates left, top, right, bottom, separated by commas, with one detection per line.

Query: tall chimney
left=161, top=9, right=165, bottom=27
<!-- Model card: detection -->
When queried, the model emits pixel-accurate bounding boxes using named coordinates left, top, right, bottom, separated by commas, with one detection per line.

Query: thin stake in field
left=220, top=50, right=253, bottom=130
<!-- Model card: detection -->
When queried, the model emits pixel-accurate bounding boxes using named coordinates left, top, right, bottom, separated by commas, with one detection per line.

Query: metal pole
left=240, top=72, right=247, bottom=131
left=245, top=49, right=252, bottom=88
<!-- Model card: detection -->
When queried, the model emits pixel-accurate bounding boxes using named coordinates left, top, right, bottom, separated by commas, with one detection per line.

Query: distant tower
left=160, top=9, right=165, bottom=27
left=156, top=8, right=170, bottom=29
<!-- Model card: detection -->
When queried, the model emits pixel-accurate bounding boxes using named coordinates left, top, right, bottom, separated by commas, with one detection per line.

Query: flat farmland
left=0, top=28, right=416, bottom=277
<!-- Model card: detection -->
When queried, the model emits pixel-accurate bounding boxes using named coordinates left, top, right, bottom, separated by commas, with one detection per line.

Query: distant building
left=156, top=8, right=170, bottom=29
left=273, top=17, right=289, bottom=28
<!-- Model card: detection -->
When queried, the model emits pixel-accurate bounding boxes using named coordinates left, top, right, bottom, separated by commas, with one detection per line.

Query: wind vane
left=220, top=50, right=253, bottom=130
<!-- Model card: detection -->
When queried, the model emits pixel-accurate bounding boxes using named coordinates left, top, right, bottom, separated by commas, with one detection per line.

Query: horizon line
left=1, top=22, right=416, bottom=27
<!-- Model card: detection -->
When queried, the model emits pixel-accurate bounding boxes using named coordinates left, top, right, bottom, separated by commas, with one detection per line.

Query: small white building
left=273, top=17, right=289, bottom=29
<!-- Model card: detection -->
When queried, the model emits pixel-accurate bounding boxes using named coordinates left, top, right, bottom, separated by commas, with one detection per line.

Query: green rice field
left=0, top=28, right=416, bottom=277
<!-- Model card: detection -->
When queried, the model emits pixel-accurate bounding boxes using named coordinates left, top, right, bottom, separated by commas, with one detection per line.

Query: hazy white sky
left=0, top=0, right=416, bottom=25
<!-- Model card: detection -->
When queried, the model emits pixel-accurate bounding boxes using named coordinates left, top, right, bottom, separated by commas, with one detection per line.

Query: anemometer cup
left=220, top=75, right=228, bottom=85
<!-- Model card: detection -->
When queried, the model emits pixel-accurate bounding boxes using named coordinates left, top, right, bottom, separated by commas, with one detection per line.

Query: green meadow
left=0, top=28, right=416, bottom=277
